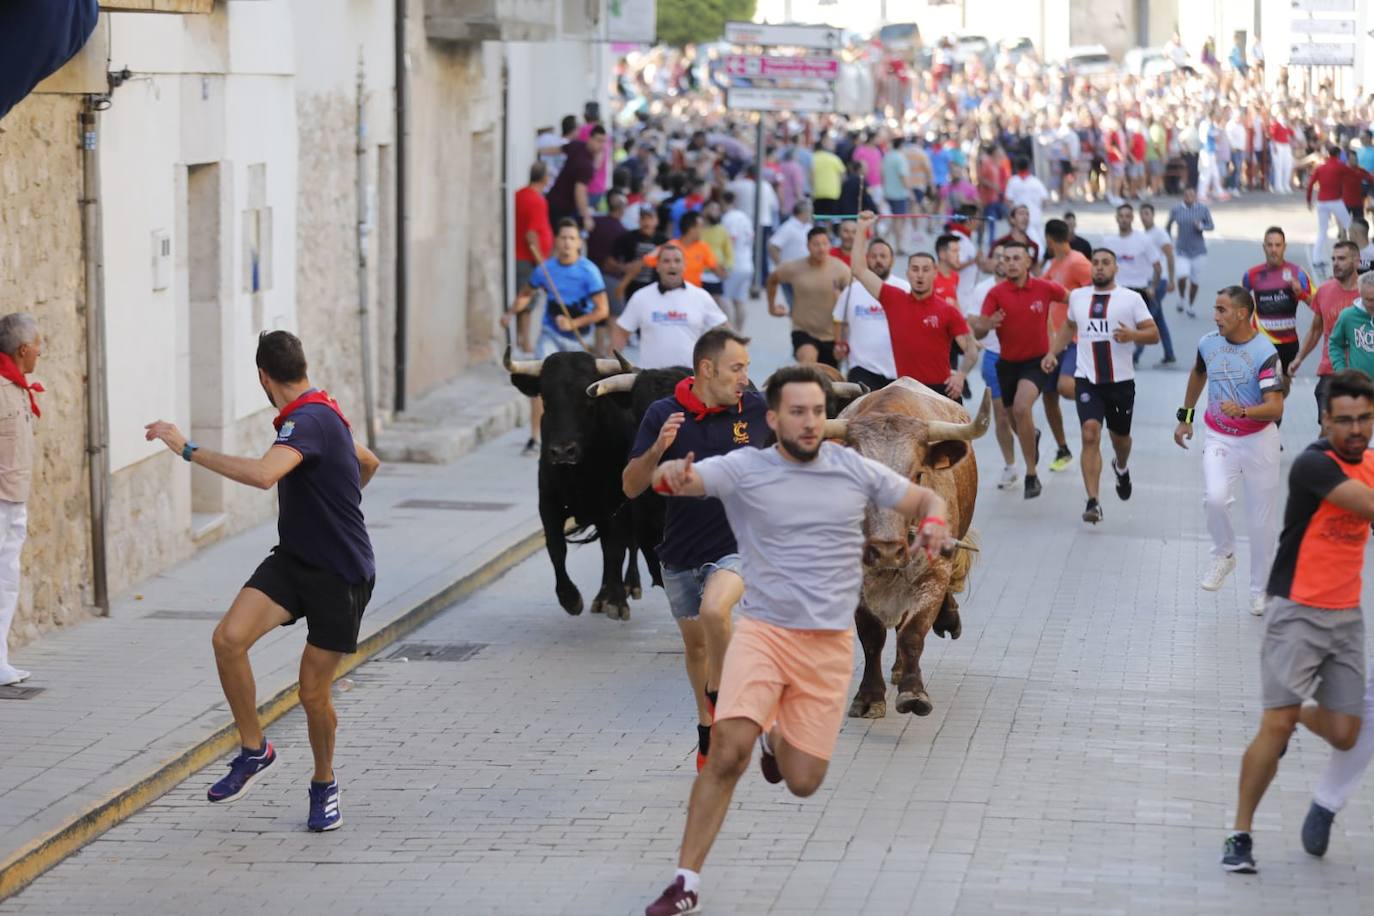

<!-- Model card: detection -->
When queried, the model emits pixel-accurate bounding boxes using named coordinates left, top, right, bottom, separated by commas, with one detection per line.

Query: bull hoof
left=933, top=618, right=962, bottom=640
left=558, top=589, right=584, bottom=616
left=589, top=599, right=605, bottom=614
left=895, top=690, right=933, bottom=716
left=848, top=697, right=886, bottom=719
left=629, top=585, right=643, bottom=600
left=605, top=602, right=631, bottom=621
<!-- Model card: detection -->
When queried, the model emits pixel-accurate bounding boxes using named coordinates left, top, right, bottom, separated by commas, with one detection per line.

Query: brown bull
left=823, top=379, right=990, bottom=719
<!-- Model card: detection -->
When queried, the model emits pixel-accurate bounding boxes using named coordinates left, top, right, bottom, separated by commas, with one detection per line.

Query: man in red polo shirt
left=970, top=240, right=1068, bottom=498
left=852, top=213, right=977, bottom=402
left=513, top=161, right=555, bottom=355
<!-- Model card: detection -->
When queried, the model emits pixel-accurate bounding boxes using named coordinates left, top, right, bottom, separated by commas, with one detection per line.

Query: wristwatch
left=181, top=440, right=199, bottom=462
left=1176, top=407, right=1194, bottom=424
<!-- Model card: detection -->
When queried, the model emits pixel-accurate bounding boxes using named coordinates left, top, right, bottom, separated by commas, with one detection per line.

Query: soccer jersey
left=1242, top=261, right=1313, bottom=345
left=1067, top=287, right=1153, bottom=384
left=1268, top=440, right=1374, bottom=608
left=1194, top=331, right=1283, bottom=436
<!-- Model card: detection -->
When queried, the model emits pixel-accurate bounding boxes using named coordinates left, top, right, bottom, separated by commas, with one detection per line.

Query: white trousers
left=1202, top=426, right=1280, bottom=597
left=0, top=500, right=28, bottom=669
left=1199, top=151, right=1225, bottom=199
left=1314, top=668, right=1374, bottom=812
left=1270, top=142, right=1293, bottom=193
left=1314, top=199, right=1353, bottom=267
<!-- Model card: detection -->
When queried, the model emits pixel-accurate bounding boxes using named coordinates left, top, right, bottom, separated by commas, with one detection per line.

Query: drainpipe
left=392, top=0, right=409, bottom=412
left=356, top=50, right=378, bottom=448
left=79, top=100, right=110, bottom=616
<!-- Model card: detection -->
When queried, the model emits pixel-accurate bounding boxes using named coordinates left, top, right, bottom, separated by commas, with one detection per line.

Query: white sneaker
left=1201, top=554, right=1237, bottom=591
left=0, top=664, right=31, bottom=686
left=1250, top=594, right=1267, bottom=616
left=997, top=466, right=1020, bottom=490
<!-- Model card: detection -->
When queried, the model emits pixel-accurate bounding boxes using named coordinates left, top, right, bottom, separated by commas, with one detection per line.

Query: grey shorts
left=662, top=554, right=744, bottom=620
left=1261, top=596, right=1366, bottom=717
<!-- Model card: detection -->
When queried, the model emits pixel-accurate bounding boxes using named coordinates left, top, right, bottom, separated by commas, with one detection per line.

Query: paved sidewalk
left=0, top=388, right=545, bottom=895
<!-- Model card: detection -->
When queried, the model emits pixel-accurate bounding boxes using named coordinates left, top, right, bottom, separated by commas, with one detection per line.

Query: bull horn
left=830, top=381, right=868, bottom=400
left=614, top=349, right=636, bottom=373
left=925, top=389, right=992, bottom=442
left=822, top=419, right=849, bottom=441
left=586, top=373, right=637, bottom=398
left=503, top=345, right=543, bottom=377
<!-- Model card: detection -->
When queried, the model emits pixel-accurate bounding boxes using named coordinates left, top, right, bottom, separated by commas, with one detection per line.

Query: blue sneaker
left=206, top=742, right=276, bottom=803
left=308, top=780, right=342, bottom=832
left=1302, top=801, right=1336, bottom=857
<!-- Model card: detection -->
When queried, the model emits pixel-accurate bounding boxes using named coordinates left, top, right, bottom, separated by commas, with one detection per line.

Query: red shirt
left=1311, top=279, right=1361, bottom=375
left=1129, top=132, right=1147, bottom=162
left=1270, top=122, right=1293, bottom=145
left=878, top=285, right=971, bottom=385
left=1309, top=158, right=1351, bottom=204
left=980, top=277, right=1069, bottom=361
left=829, top=247, right=852, bottom=266
left=1341, top=166, right=1373, bottom=208
left=933, top=270, right=959, bottom=308
left=514, top=186, right=553, bottom=263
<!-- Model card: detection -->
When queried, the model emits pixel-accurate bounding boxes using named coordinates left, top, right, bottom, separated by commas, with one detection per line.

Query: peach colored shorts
left=715, top=615, right=854, bottom=761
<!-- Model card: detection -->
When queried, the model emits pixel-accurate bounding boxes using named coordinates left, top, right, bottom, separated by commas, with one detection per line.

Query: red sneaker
left=645, top=877, right=700, bottom=915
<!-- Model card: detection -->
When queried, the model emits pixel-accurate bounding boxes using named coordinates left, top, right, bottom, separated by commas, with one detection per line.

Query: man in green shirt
left=812, top=138, right=846, bottom=219
left=1328, top=273, right=1374, bottom=378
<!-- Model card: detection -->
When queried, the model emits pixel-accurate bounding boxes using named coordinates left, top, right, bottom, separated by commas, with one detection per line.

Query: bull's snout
left=547, top=441, right=581, bottom=465
left=862, top=539, right=909, bottom=569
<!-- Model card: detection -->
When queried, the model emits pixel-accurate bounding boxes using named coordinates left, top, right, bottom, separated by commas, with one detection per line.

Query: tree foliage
left=656, top=0, right=757, bottom=49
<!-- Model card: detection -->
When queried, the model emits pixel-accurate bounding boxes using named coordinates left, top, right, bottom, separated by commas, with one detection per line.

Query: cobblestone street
left=7, top=198, right=1374, bottom=915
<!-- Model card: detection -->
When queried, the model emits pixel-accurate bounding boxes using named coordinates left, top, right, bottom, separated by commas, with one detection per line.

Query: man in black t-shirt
left=621, top=328, right=768, bottom=773
left=145, top=330, right=379, bottom=834
left=614, top=205, right=669, bottom=302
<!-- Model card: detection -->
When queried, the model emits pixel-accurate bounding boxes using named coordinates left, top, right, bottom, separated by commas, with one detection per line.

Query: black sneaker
left=1082, top=499, right=1103, bottom=524
left=1113, top=462, right=1132, bottom=501
left=758, top=734, right=783, bottom=784
left=1024, top=475, right=1042, bottom=499
left=1221, top=832, right=1257, bottom=873
left=1302, top=802, right=1336, bottom=857
left=521, top=438, right=539, bottom=456
left=1034, top=429, right=1042, bottom=467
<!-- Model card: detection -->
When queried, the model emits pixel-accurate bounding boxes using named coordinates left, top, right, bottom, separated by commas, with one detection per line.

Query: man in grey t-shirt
left=642, top=366, right=952, bottom=916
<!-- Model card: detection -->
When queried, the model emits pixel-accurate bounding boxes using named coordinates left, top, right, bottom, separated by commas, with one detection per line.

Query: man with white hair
left=0, top=313, right=42, bottom=686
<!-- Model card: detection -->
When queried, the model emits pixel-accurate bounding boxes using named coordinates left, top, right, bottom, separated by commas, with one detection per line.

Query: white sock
left=1113, top=459, right=1128, bottom=474
left=759, top=730, right=775, bottom=755
left=675, top=868, right=700, bottom=893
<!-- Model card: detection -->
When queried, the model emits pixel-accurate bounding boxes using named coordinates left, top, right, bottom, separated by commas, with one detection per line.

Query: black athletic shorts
left=847, top=365, right=894, bottom=391
left=1075, top=378, right=1136, bottom=436
left=994, top=356, right=1051, bottom=407
left=1275, top=340, right=1299, bottom=379
left=246, top=549, right=375, bottom=654
left=791, top=330, right=838, bottom=368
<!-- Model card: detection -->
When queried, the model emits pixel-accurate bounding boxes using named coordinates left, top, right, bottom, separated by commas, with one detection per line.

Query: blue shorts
left=886, top=197, right=910, bottom=215
left=1058, top=346, right=1077, bottom=379
left=662, top=554, right=744, bottom=620
left=980, top=349, right=1001, bottom=400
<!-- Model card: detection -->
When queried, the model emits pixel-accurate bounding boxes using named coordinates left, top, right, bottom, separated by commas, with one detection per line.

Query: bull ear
left=509, top=374, right=542, bottom=398
left=925, top=440, right=969, bottom=470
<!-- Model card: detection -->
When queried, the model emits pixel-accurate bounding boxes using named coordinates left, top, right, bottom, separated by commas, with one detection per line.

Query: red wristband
left=919, top=516, right=946, bottom=529
left=653, top=479, right=674, bottom=495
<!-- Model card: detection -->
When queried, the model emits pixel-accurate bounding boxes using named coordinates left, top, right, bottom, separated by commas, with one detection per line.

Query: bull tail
left=946, top=527, right=980, bottom=596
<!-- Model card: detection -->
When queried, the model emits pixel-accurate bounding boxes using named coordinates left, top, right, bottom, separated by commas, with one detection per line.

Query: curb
left=0, top=525, right=545, bottom=902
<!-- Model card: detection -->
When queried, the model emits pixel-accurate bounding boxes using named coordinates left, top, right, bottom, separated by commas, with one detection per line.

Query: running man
left=1223, top=369, right=1374, bottom=873
left=622, top=329, right=766, bottom=774
left=1041, top=218, right=1094, bottom=473
left=971, top=243, right=1021, bottom=490
left=853, top=212, right=978, bottom=402
left=1043, top=249, right=1158, bottom=524
left=1174, top=286, right=1285, bottom=615
left=1137, top=202, right=1178, bottom=365
left=766, top=227, right=851, bottom=367
left=833, top=237, right=905, bottom=390
left=1097, top=203, right=1162, bottom=368
left=144, top=331, right=378, bottom=832
left=970, top=241, right=1069, bottom=498
left=642, top=366, right=953, bottom=915
left=1290, top=240, right=1361, bottom=415
left=1242, top=226, right=1313, bottom=377
left=613, top=244, right=727, bottom=370
left=1167, top=187, right=1214, bottom=318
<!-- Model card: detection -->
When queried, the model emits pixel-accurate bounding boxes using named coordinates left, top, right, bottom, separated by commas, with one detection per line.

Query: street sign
left=723, top=21, right=843, bottom=50
left=1289, top=0, right=1355, bottom=11
left=1290, top=18, right=1356, bottom=35
left=1289, top=42, right=1356, bottom=65
left=723, top=54, right=840, bottom=80
left=726, top=86, right=835, bottom=113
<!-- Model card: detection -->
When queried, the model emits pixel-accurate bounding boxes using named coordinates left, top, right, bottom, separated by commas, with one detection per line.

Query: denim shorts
left=662, top=554, right=744, bottom=620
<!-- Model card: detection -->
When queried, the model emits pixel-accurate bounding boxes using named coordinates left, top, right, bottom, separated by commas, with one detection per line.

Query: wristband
left=1176, top=407, right=1194, bottom=424
left=919, top=516, right=946, bottom=530
left=653, top=479, right=674, bottom=495
left=181, top=441, right=199, bottom=462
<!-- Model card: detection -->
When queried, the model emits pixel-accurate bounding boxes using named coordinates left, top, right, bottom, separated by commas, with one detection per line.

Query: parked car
left=1123, top=47, right=1176, bottom=78
left=876, top=22, right=921, bottom=52
left=1064, top=44, right=1115, bottom=79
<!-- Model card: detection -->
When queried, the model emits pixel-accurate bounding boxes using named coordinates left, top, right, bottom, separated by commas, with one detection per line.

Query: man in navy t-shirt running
left=145, top=330, right=379, bottom=833
left=622, top=328, right=769, bottom=772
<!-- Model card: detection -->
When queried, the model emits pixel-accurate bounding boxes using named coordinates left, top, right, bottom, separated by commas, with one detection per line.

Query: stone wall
left=0, top=94, right=96, bottom=648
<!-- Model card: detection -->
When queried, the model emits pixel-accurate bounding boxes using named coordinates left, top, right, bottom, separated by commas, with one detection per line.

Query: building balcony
left=425, top=0, right=601, bottom=43
left=99, top=0, right=213, bottom=11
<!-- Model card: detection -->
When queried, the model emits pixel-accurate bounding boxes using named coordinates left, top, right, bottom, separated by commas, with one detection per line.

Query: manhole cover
left=143, top=610, right=223, bottom=620
left=394, top=499, right=514, bottom=512
left=0, top=685, right=44, bottom=700
left=387, top=642, right=487, bottom=662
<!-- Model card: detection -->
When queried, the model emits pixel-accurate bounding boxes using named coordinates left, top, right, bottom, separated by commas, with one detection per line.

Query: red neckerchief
left=947, top=222, right=972, bottom=238
left=273, top=389, right=351, bottom=432
left=0, top=352, right=42, bottom=418
left=674, top=376, right=736, bottom=421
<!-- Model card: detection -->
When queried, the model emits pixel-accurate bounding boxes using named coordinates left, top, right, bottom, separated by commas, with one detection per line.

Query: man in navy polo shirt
left=622, top=328, right=769, bottom=771
left=145, top=330, right=379, bottom=833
